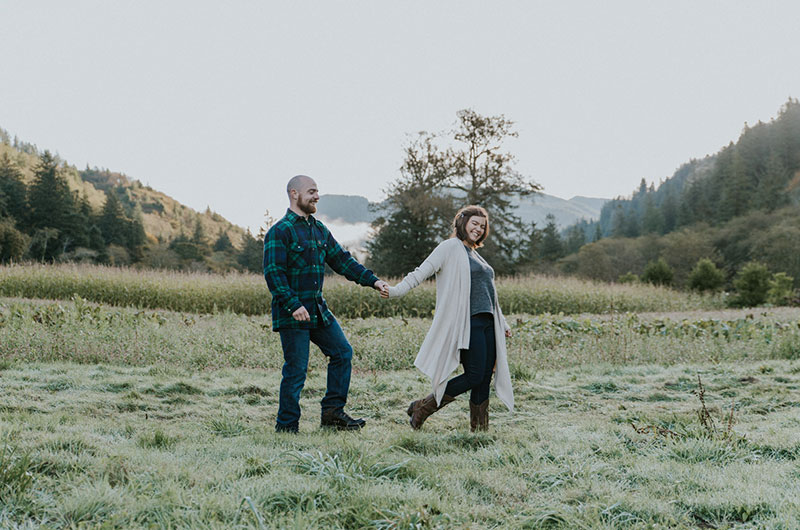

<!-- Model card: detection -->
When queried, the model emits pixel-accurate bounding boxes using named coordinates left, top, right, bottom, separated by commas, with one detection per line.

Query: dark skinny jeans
left=444, top=313, right=496, bottom=404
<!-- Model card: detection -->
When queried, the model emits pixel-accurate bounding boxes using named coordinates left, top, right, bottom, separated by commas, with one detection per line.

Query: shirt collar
left=285, top=209, right=317, bottom=225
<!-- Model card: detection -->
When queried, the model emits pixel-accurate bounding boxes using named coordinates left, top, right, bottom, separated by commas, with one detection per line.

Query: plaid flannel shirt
left=263, top=209, right=379, bottom=331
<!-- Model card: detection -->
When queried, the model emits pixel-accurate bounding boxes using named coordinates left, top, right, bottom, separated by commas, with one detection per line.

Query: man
left=264, top=175, right=388, bottom=433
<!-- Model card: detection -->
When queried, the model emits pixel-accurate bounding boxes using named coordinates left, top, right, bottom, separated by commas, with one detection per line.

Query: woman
left=383, top=205, right=513, bottom=431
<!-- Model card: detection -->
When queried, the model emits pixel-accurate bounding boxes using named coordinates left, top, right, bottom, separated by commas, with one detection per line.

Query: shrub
left=767, top=272, right=795, bottom=306
left=641, top=258, right=673, bottom=286
left=617, top=272, right=638, bottom=284
left=0, top=220, right=28, bottom=263
left=732, top=262, right=771, bottom=307
left=688, top=258, right=725, bottom=292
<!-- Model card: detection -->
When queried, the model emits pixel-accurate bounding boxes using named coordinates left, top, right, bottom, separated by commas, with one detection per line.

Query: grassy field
left=0, top=263, right=725, bottom=317
left=2, top=359, right=800, bottom=528
left=2, top=295, right=800, bottom=527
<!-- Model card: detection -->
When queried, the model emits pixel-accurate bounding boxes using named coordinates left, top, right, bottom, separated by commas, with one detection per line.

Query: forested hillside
left=0, top=128, right=263, bottom=272
left=559, top=99, right=800, bottom=298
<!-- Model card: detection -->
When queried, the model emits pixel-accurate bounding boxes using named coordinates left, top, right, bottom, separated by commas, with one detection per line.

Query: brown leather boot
left=406, top=393, right=455, bottom=430
left=470, top=399, right=489, bottom=432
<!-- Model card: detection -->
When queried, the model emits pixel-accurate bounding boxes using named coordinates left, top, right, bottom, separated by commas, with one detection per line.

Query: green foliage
left=641, top=258, right=673, bottom=286
left=236, top=230, right=263, bottom=274
left=368, top=110, right=541, bottom=276
left=732, top=262, right=772, bottom=307
left=98, top=192, right=128, bottom=246
left=767, top=272, right=795, bottom=306
left=27, top=151, right=88, bottom=260
left=539, top=214, right=564, bottom=263
left=213, top=231, right=234, bottom=252
left=0, top=153, right=28, bottom=224
left=0, top=220, right=28, bottom=263
left=367, top=132, right=456, bottom=277
left=571, top=99, right=800, bottom=283
left=688, top=258, right=725, bottom=292
left=618, top=272, right=638, bottom=284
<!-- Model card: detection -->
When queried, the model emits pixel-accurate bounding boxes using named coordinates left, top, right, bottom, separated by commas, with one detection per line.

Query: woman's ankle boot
left=470, top=399, right=489, bottom=432
left=407, top=393, right=455, bottom=429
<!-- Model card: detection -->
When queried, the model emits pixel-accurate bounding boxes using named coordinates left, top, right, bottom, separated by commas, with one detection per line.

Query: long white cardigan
left=387, top=237, right=514, bottom=412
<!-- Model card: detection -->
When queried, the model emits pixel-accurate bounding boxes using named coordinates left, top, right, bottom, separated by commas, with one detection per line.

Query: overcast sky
left=2, top=1, right=799, bottom=233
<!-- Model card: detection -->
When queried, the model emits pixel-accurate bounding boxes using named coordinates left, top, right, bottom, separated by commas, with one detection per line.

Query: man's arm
left=324, top=230, right=385, bottom=292
left=263, top=230, right=304, bottom=317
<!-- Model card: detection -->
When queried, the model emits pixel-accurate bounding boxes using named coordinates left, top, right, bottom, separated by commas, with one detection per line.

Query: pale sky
left=2, top=1, right=799, bottom=233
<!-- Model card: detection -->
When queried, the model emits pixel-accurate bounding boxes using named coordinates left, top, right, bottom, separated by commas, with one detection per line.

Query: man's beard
left=298, top=197, right=317, bottom=215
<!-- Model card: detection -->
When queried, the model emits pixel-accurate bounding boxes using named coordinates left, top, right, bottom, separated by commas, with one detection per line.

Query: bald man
left=263, top=175, right=389, bottom=433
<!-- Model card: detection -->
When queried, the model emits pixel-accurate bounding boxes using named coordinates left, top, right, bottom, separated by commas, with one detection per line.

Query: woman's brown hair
left=452, top=205, right=489, bottom=248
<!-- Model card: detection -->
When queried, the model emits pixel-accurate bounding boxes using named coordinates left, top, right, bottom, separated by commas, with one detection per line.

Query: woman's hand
left=505, top=328, right=512, bottom=338
left=376, top=282, right=391, bottom=299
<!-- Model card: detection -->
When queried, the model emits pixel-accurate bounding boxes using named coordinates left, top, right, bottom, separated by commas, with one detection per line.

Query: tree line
left=550, top=99, right=800, bottom=301
left=0, top=147, right=263, bottom=273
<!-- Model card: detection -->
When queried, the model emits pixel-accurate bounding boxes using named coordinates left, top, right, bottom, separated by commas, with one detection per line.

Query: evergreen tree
left=641, top=194, right=663, bottom=234
left=192, top=219, right=210, bottom=251
left=367, top=132, right=455, bottom=276
left=719, top=150, right=754, bottom=221
left=660, top=188, right=678, bottom=233
left=27, top=151, right=87, bottom=259
left=612, top=204, right=626, bottom=238
left=170, top=232, right=203, bottom=262
left=99, top=192, right=128, bottom=246
left=237, top=229, right=263, bottom=273
left=125, top=212, right=146, bottom=261
left=565, top=223, right=587, bottom=254
left=623, top=207, right=641, bottom=238
left=0, top=153, right=28, bottom=224
left=539, top=214, right=564, bottom=262
left=213, top=231, right=234, bottom=252
left=756, top=149, right=789, bottom=211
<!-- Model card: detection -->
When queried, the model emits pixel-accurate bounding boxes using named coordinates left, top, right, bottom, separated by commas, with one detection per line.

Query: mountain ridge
left=315, top=192, right=609, bottom=228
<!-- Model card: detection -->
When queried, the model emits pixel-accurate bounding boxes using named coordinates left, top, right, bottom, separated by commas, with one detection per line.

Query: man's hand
left=292, top=306, right=310, bottom=322
left=505, top=328, right=512, bottom=338
left=373, top=280, right=390, bottom=299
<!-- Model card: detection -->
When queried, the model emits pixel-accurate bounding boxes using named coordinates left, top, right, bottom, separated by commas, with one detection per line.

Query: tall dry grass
left=0, top=263, right=725, bottom=317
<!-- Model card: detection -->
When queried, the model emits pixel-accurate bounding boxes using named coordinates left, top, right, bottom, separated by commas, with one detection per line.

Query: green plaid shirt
left=263, top=209, right=379, bottom=330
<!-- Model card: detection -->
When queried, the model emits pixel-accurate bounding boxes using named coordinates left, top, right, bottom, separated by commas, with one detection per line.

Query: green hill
left=0, top=127, right=259, bottom=271
left=560, top=99, right=800, bottom=293
left=0, top=130, right=248, bottom=247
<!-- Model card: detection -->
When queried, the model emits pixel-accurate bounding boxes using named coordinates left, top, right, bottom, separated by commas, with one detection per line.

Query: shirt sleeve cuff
left=285, top=299, right=303, bottom=314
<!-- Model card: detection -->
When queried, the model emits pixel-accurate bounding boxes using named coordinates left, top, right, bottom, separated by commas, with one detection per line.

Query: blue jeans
left=444, top=313, right=496, bottom=404
left=276, top=318, right=353, bottom=428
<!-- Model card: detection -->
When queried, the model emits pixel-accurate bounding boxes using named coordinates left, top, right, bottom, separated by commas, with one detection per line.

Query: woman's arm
left=387, top=240, right=450, bottom=298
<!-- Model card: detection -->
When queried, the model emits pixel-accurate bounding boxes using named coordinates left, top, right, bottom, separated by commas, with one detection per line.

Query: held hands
left=373, top=280, right=390, bottom=299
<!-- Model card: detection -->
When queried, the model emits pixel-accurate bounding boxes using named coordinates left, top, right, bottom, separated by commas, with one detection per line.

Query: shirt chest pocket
left=287, top=242, right=307, bottom=268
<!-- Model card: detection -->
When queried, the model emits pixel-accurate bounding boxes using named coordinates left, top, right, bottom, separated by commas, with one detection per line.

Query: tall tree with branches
left=443, top=109, right=542, bottom=273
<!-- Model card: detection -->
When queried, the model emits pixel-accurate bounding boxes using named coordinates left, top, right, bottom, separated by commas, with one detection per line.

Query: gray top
left=465, top=245, right=496, bottom=316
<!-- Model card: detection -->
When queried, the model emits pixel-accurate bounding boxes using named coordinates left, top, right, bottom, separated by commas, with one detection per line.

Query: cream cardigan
left=387, top=238, right=514, bottom=412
